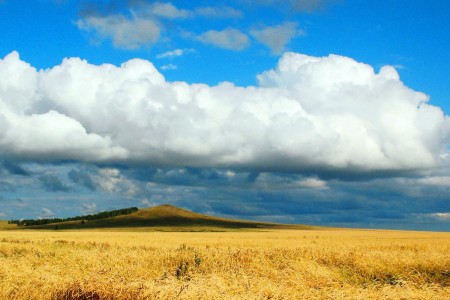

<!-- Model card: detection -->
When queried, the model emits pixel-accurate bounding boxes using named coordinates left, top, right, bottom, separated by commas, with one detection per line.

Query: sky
left=0, top=0, right=449, bottom=231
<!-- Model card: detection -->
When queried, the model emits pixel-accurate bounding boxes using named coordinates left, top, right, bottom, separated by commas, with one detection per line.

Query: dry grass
left=0, top=229, right=449, bottom=299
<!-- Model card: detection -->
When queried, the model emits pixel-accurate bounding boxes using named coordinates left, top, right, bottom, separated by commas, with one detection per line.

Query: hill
left=8, top=204, right=317, bottom=231
left=0, top=221, right=17, bottom=230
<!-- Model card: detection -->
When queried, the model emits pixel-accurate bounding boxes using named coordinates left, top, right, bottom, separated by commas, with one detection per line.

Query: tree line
left=8, top=207, right=139, bottom=226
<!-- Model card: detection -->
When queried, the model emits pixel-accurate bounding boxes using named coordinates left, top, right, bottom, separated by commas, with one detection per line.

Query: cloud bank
left=75, top=1, right=302, bottom=51
left=0, top=51, right=448, bottom=175
left=76, top=14, right=162, bottom=49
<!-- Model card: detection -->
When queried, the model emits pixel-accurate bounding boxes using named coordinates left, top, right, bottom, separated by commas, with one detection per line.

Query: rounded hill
left=17, top=204, right=317, bottom=231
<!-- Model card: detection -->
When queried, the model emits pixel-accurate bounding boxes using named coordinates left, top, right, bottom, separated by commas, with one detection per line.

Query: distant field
left=0, top=229, right=449, bottom=299
left=0, top=221, right=17, bottom=230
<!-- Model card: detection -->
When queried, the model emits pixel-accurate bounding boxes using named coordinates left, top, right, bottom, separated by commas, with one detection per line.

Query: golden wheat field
left=0, top=227, right=449, bottom=300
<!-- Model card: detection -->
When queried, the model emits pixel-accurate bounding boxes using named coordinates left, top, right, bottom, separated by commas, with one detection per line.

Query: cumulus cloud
left=76, top=1, right=197, bottom=49
left=196, top=28, right=250, bottom=50
left=251, top=22, right=304, bottom=54
left=93, top=168, right=140, bottom=196
left=76, top=2, right=242, bottom=50
left=0, top=51, right=448, bottom=176
left=0, top=52, right=127, bottom=161
left=76, top=14, right=161, bottom=49
left=74, top=1, right=338, bottom=51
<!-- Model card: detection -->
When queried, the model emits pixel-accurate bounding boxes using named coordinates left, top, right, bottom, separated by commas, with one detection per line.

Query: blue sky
left=0, top=0, right=449, bottom=231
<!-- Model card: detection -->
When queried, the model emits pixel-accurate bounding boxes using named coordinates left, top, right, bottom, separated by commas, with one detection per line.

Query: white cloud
left=94, top=168, right=140, bottom=196
left=157, top=48, right=194, bottom=59
left=0, top=52, right=127, bottom=161
left=255, top=173, right=327, bottom=189
left=0, top=212, right=5, bottom=218
left=75, top=2, right=241, bottom=50
left=0, top=51, right=448, bottom=175
left=433, top=213, right=450, bottom=220
left=81, top=203, right=97, bottom=214
left=145, top=2, right=190, bottom=19
left=39, top=207, right=54, bottom=218
left=196, top=28, right=250, bottom=50
left=294, top=177, right=327, bottom=189
left=95, top=168, right=121, bottom=193
left=76, top=14, right=161, bottom=49
left=414, top=212, right=450, bottom=221
left=3, top=110, right=127, bottom=161
left=141, top=198, right=159, bottom=207
left=75, top=2, right=192, bottom=49
left=251, top=22, right=304, bottom=54
left=0, top=51, right=37, bottom=112
left=161, top=64, right=177, bottom=70
left=99, top=168, right=120, bottom=178
left=157, top=49, right=183, bottom=59
left=417, top=176, right=450, bottom=187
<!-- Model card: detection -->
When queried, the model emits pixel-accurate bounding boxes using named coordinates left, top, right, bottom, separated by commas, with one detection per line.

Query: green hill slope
left=13, top=204, right=317, bottom=231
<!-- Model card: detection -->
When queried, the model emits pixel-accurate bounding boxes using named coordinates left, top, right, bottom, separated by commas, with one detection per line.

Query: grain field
left=0, top=229, right=449, bottom=299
